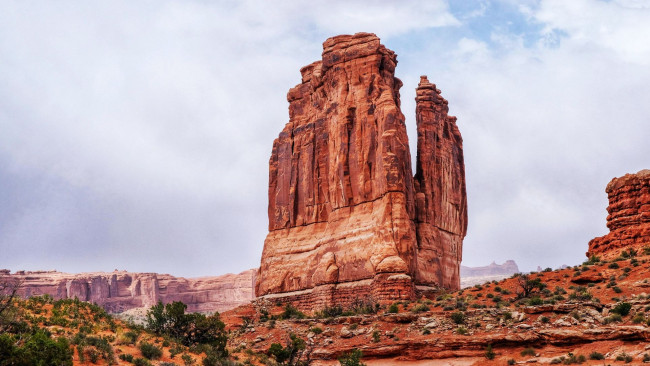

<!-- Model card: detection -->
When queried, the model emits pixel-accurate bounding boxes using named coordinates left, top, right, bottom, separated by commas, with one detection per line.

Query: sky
left=1, top=0, right=649, bottom=278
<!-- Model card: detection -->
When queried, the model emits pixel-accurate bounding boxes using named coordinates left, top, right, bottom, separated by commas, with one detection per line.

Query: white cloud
left=0, top=0, right=459, bottom=276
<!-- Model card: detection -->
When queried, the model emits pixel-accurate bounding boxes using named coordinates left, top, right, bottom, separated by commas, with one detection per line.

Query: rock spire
left=255, top=33, right=467, bottom=307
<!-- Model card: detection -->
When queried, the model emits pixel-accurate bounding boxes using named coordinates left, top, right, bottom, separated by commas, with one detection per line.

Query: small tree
left=0, top=278, right=22, bottom=330
left=516, top=274, right=546, bottom=298
left=339, top=349, right=366, bottom=366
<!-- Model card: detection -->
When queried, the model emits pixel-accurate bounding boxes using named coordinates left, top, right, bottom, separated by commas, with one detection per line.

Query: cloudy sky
left=1, top=0, right=649, bottom=278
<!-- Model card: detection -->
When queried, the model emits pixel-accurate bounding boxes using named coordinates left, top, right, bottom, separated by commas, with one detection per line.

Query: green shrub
left=521, top=347, right=536, bottom=356
left=280, top=304, right=306, bottom=320
left=604, top=313, right=623, bottom=324
left=317, top=305, right=343, bottom=318
left=133, top=358, right=153, bottom=366
left=450, top=311, right=465, bottom=324
left=485, top=344, right=495, bottom=360
left=310, top=327, right=323, bottom=335
left=145, top=301, right=227, bottom=356
left=181, top=354, right=194, bottom=366
left=339, top=348, right=366, bottom=366
left=411, top=304, right=430, bottom=313
left=372, top=330, right=380, bottom=342
left=589, top=352, right=604, bottom=360
left=456, top=326, right=468, bottom=335
left=120, top=354, right=135, bottom=362
left=387, top=303, right=399, bottom=314
left=615, top=352, right=633, bottom=363
left=139, top=341, right=163, bottom=360
left=540, top=316, right=549, bottom=323
left=528, top=296, right=543, bottom=306
left=508, top=359, right=516, bottom=365
left=608, top=262, right=620, bottom=269
left=612, top=302, right=632, bottom=316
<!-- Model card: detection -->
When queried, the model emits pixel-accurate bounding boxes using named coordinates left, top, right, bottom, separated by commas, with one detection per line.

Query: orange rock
left=255, top=33, right=467, bottom=306
left=588, top=169, right=650, bottom=258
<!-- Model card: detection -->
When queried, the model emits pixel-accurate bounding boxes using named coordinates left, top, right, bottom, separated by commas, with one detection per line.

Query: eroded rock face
left=588, top=169, right=650, bottom=258
left=414, top=75, right=467, bottom=289
left=1, top=269, right=256, bottom=314
left=255, top=33, right=467, bottom=306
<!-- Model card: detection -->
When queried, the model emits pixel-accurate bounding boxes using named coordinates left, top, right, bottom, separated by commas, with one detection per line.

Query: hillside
left=222, top=248, right=650, bottom=365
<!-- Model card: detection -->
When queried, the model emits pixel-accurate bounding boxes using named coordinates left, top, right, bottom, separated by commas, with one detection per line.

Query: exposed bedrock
left=588, top=169, right=650, bottom=258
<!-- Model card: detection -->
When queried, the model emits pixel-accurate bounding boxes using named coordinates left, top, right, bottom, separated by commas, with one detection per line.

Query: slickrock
left=588, top=169, right=650, bottom=258
left=255, top=33, right=467, bottom=307
left=1, top=269, right=256, bottom=314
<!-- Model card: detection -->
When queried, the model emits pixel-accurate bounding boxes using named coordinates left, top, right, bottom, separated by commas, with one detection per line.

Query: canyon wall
left=0, top=269, right=256, bottom=314
left=255, top=33, right=467, bottom=307
left=588, top=169, right=650, bottom=258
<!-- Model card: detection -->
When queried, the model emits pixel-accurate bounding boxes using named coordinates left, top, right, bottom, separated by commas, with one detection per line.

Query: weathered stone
left=588, top=169, right=650, bottom=258
left=255, top=33, right=467, bottom=307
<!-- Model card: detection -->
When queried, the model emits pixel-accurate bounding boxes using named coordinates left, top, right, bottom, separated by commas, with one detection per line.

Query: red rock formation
left=1, top=269, right=256, bottom=314
left=255, top=33, right=467, bottom=307
left=588, top=169, right=650, bottom=258
left=414, top=76, right=467, bottom=290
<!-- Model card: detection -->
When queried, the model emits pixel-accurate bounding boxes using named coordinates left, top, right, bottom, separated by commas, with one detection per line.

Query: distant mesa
left=459, top=260, right=519, bottom=288
left=460, top=260, right=519, bottom=277
left=0, top=269, right=256, bottom=314
left=255, top=32, right=467, bottom=307
left=588, top=169, right=650, bottom=258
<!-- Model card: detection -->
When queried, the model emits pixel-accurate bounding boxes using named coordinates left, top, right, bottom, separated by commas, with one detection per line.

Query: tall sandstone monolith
left=588, top=169, right=650, bottom=259
left=255, top=33, right=467, bottom=307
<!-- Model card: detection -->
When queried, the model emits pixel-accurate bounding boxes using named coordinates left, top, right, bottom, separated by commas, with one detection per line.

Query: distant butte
left=588, top=169, right=650, bottom=258
left=0, top=269, right=256, bottom=314
left=255, top=33, right=467, bottom=307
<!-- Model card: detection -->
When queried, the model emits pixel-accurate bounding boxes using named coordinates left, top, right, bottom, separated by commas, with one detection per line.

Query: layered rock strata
left=0, top=269, right=256, bottom=314
left=588, top=169, right=650, bottom=258
left=255, top=33, right=467, bottom=307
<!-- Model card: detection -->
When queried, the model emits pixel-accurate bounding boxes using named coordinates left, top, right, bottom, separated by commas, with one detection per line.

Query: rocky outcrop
left=255, top=33, right=467, bottom=307
left=414, top=75, right=467, bottom=289
left=460, top=260, right=519, bottom=277
left=1, top=269, right=256, bottom=314
left=588, top=169, right=650, bottom=258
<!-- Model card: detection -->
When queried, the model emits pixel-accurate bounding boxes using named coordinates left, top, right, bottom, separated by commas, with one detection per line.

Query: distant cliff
left=460, top=260, right=519, bottom=278
left=0, top=269, right=255, bottom=314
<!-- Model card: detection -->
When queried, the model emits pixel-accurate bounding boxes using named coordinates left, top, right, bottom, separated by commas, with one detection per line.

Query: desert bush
left=139, top=341, right=163, bottom=360
left=450, top=311, right=465, bottom=324
left=484, top=344, right=495, bottom=360
left=589, top=352, right=604, bottom=360
left=612, top=302, right=632, bottom=316
left=521, top=347, right=536, bottom=356
left=338, top=348, right=366, bottom=366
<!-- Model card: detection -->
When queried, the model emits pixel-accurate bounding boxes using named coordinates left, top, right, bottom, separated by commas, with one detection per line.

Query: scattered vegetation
left=485, top=344, right=495, bottom=360
left=338, top=348, right=366, bottom=366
